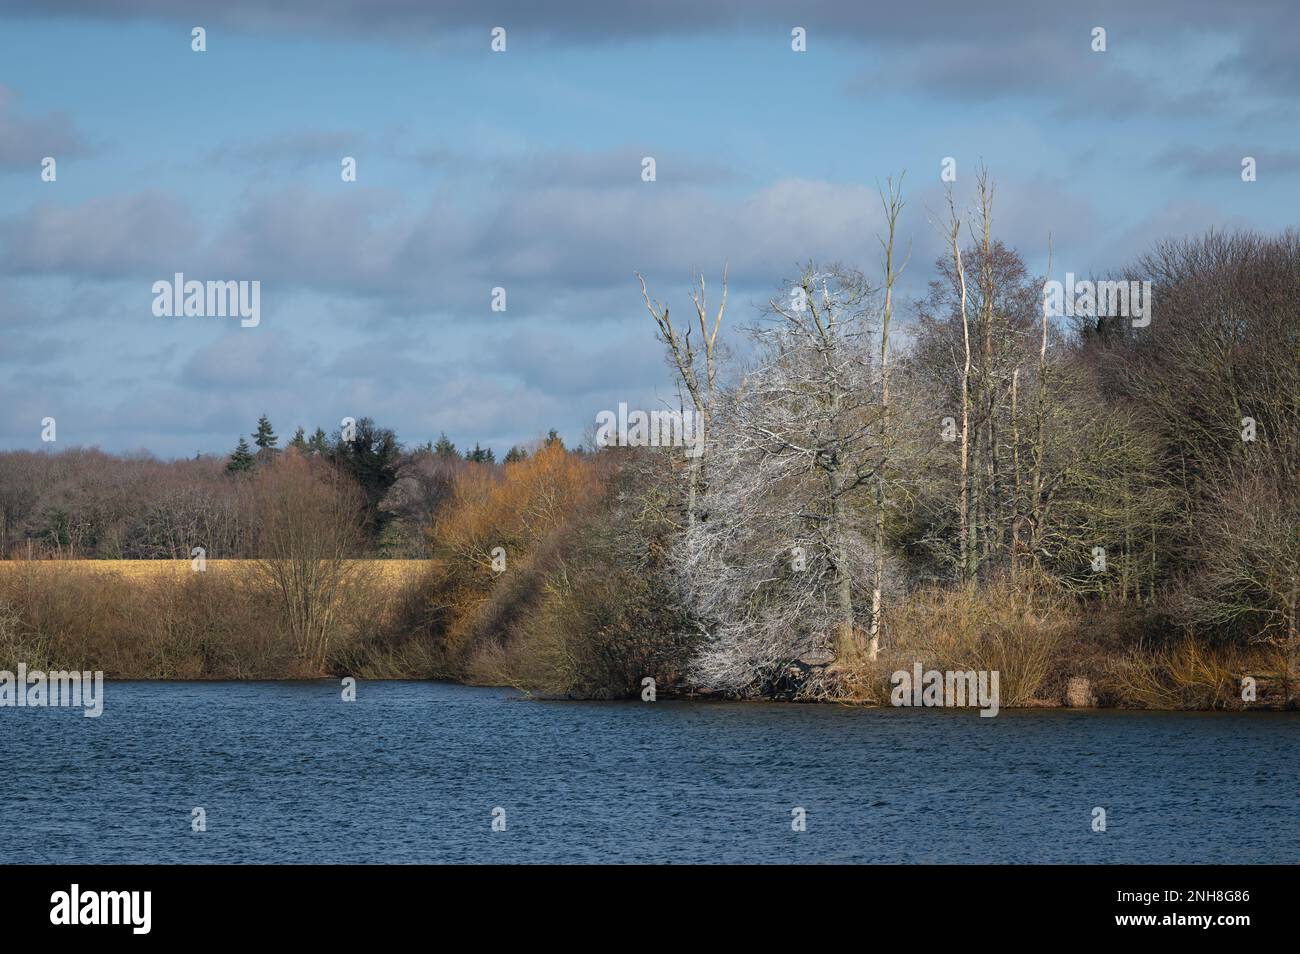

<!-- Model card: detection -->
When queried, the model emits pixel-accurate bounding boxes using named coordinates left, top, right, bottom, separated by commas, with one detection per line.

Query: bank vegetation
left=0, top=181, right=1295, bottom=710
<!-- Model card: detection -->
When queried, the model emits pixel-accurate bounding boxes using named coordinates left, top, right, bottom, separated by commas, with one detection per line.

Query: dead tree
left=636, top=268, right=727, bottom=526
left=870, top=174, right=908, bottom=660
left=944, top=186, right=974, bottom=584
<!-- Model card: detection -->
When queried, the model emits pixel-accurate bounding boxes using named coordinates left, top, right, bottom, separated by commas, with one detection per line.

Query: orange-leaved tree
left=427, top=442, right=603, bottom=664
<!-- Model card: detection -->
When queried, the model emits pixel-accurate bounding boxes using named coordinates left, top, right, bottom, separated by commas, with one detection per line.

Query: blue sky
left=1, top=1, right=1297, bottom=457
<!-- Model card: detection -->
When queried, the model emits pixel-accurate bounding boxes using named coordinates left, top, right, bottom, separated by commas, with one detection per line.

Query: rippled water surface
left=2, top=681, right=1296, bottom=863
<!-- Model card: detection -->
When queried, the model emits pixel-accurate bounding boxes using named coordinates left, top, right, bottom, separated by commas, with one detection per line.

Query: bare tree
left=870, top=174, right=908, bottom=659
left=681, top=264, right=880, bottom=691
left=252, top=452, right=366, bottom=672
left=945, top=186, right=974, bottom=584
left=1187, top=465, right=1298, bottom=687
left=636, top=268, right=727, bottom=526
left=973, top=167, right=1002, bottom=565
left=1027, top=233, right=1053, bottom=571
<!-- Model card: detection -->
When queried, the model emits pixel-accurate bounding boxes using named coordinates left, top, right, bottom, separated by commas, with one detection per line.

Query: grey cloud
left=6, top=3, right=1293, bottom=65
left=1096, top=199, right=1254, bottom=274
left=1216, top=26, right=1300, bottom=95
left=485, top=327, right=664, bottom=397
left=323, top=337, right=449, bottom=383
left=0, top=331, right=65, bottom=365
left=196, top=175, right=884, bottom=312
left=1153, top=145, right=1300, bottom=179
left=206, top=130, right=364, bottom=169
left=180, top=329, right=320, bottom=388
left=209, top=185, right=420, bottom=295
left=10, top=3, right=1300, bottom=116
left=97, top=385, right=252, bottom=441
left=0, top=169, right=1104, bottom=330
left=410, top=145, right=741, bottom=191
left=0, top=85, right=92, bottom=169
left=459, top=178, right=883, bottom=293
left=0, top=1, right=1273, bottom=42
left=849, top=28, right=1240, bottom=121
left=488, top=147, right=738, bottom=189
left=0, top=191, right=199, bottom=277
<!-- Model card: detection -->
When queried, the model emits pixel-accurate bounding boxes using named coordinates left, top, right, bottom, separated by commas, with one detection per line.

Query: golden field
left=0, top=558, right=442, bottom=679
left=0, top=559, right=433, bottom=587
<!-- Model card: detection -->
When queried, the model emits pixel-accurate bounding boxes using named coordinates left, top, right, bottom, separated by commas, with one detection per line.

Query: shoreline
left=10, top=673, right=1292, bottom=712
left=2, top=559, right=1294, bottom=712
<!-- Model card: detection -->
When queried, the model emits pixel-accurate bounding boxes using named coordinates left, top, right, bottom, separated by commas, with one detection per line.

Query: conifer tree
left=434, top=433, right=460, bottom=460
left=253, top=414, right=278, bottom=451
left=227, top=436, right=255, bottom=474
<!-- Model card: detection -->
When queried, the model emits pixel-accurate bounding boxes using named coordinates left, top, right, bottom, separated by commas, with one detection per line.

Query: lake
left=2, top=681, right=1296, bottom=863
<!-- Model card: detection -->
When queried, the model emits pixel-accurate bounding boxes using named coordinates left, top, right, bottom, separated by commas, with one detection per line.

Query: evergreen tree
left=434, top=433, right=460, bottom=460
left=227, top=436, right=255, bottom=474
left=467, top=443, right=495, bottom=464
left=503, top=445, right=528, bottom=464
left=308, top=427, right=329, bottom=455
left=253, top=414, right=278, bottom=452
left=289, top=426, right=309, bottom=451
left=331, top=417, right=401, bottom=537
left=544, top=428, right=565, bottom=451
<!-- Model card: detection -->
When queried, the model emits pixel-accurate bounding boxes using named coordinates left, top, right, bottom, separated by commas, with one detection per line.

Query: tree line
left=0, top=170, right=1295, bottom=705
left=0, top=416, right=565, bottom=560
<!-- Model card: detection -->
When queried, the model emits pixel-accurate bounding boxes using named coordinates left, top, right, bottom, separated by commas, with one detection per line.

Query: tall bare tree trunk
left=1010, top=366, right=1021, bottom=575
left=975, top=168, right=1001, bottom=565
left=870, top=175, right=907, bottom=660
left=946, top=188, right=973, bottom=585
left=830, top=463, right=858, bottom=664
left=1030, top=235, right=1052, bottom=571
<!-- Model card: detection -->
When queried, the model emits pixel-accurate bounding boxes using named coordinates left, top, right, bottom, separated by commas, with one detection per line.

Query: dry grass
left=828, top=575, right=1075, bottom=706
left=0, top=559, right=438, bottom=678
left=1107, top=636, right=1298, bottom=709
left=1108, top=637, right=1241, bottom=710
left=0, top=559, right=431, bottom=587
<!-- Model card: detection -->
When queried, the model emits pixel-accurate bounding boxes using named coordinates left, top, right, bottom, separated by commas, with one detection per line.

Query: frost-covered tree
left=681, top=264, right=885, bottom=692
